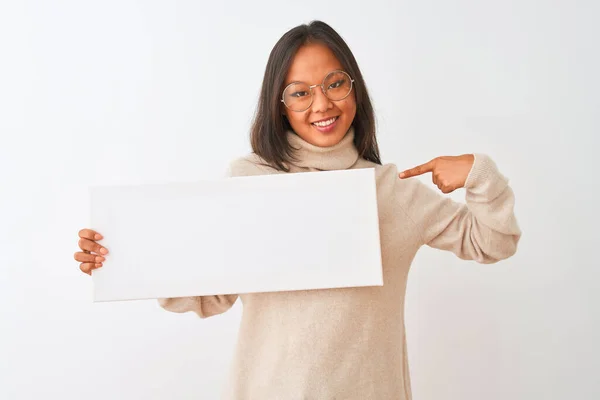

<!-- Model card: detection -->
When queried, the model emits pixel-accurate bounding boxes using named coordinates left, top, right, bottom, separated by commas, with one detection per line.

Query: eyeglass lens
left=282, top=71, right=352, bottom=112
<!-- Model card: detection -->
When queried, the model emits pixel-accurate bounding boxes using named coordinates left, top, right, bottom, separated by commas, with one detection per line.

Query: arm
left=157, top=155, right=277, bottom=317
left=399, top=153, right=521, bottom=263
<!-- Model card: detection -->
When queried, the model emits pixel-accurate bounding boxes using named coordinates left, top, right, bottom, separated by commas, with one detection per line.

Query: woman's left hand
left=399, top=154, right=475, bottom=194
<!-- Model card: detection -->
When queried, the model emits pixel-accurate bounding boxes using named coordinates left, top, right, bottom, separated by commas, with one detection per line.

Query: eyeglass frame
left=280, top=69, right=355, bottom=112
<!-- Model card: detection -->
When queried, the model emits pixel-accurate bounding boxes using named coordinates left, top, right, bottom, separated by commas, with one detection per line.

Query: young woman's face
left=282, top=43, right=357, bottom=148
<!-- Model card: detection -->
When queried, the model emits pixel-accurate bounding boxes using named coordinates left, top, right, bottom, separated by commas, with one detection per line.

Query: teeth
left=313, top=117, right=337, bottom=127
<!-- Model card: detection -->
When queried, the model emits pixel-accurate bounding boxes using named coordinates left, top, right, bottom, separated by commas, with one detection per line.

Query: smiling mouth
left=311, top=116, right=339, bottom=127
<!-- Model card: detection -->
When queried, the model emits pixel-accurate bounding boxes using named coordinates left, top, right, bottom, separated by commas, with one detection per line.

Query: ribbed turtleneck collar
left=286, top=127, right=360, bottom=171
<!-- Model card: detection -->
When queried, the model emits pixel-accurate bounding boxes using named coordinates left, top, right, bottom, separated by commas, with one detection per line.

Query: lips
left=311, top=116, right=339, bottom=127
left=310, top=116, right=339, bottom=134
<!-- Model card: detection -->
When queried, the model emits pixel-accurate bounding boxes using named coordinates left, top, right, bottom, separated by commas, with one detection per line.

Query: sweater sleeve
left=157, top=155, right=276, bottom=318
left=399, top=153, right=521, bottom=263
left=157, top=295, right=238, bottom=318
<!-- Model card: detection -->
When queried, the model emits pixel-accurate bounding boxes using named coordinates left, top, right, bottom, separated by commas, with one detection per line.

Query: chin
left=302, top=119, right=350, bottom=147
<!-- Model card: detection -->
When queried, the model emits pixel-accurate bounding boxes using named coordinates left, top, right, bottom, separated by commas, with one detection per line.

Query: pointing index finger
left=399, top=160, right=435, bottom=179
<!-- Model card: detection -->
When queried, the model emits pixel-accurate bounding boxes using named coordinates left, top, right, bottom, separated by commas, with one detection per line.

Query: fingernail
left=399, top=172, right=405, bottom=178
left=100, top=248, right=108, bottom=255
left=95, top=256, right=105, bottom=263
left=95, top=263, right=102, bottom=268
left=95, top=234, right=103, bottom=240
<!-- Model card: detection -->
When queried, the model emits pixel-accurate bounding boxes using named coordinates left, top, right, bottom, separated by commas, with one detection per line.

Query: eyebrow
left=285, top=69, right=346, bottom=86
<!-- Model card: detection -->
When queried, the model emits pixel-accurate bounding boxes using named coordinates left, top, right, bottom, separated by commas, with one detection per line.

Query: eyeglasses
left=281, top=70, right=355, bottom=112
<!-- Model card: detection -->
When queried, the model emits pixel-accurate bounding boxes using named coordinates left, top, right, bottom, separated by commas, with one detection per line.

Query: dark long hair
left=250, top=20, right=381, bottom=171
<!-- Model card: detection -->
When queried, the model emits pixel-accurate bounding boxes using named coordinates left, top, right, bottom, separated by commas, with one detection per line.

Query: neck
left=286, top=127, right=360, bottom=171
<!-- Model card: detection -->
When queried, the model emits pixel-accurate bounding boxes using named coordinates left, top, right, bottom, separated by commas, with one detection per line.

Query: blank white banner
left=89, top=168, right=383, bottom=302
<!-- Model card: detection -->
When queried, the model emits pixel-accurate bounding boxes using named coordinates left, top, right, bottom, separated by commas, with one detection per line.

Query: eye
left=328, top=79, right=345, bottom=90
left=290, top=91, right=309, bottom=98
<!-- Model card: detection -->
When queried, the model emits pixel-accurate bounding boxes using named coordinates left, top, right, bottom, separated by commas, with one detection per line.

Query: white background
left=1, top=1, right=598, bottom=399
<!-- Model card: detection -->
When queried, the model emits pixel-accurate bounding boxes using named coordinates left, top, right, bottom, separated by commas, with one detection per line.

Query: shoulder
left=355, top=159, right=405, bottom=185
left=355, top=158, right=399, bottom=175
left=227, top=153, right=281, bottom=177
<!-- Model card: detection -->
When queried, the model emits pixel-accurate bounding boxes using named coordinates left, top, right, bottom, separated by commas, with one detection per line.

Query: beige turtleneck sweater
left=158, top=128, right=521, bottom=400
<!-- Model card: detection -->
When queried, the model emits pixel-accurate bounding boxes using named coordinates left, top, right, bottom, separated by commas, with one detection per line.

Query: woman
left=74, top=20, right=521, bottom=400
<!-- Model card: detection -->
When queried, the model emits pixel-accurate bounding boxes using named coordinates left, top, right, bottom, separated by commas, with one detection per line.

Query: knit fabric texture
left=158, top=127, right=521, bottom=399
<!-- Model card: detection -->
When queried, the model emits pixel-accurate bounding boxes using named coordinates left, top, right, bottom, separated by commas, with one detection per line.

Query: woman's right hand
left=74, top=229, right=109, bottom=275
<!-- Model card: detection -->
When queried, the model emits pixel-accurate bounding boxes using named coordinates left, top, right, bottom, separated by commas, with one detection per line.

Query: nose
left=311, top=85, right=333, bottom=113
